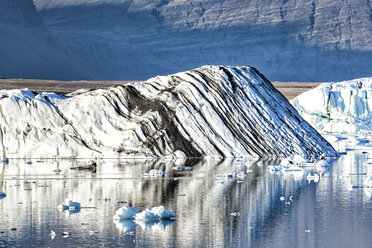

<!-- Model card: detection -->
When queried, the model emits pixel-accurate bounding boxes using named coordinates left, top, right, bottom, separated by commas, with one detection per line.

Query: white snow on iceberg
left=291, top=78, right=372, bottom=134
left=0, top=66, right=336, bottom=159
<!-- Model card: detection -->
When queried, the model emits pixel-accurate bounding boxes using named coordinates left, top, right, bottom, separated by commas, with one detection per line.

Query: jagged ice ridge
left=291, top=77, right=372, bottom=134
left=0, top=66, right=337, bottom=159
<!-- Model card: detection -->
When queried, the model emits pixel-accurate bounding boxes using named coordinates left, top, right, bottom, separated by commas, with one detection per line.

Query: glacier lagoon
left=0, top=142, right=371, bottom=247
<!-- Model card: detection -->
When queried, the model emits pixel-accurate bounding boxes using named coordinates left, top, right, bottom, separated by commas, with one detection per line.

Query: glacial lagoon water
left=0, top=151, right=372, bottom=247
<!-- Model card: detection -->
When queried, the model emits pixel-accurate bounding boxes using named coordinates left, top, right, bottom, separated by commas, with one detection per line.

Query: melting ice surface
left=0, top=142, right=372, bottom=247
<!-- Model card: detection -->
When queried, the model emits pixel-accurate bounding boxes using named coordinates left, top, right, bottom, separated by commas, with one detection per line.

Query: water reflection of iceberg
left=114, top=218, right=176, bottom=233
left=113, top=219, right=138, bottom=233
left=136, top=219, right=176, bottom=231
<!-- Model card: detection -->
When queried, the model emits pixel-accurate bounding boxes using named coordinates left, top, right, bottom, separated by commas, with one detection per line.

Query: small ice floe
left=172, top=166, right=192, bottom=171
left=216, top=171, right=246, bottom=180
left=136, top=206, right=176, bottom=220
left=293, top=155, right=306, bottom=164
left=347, top=184, right=363, bottom=191
left=135, top=209, right=158, bottom=220
left=113, top=206, right=141, bottom=220
left=142, top=169, right=165, bottom=178
left=304, top=229, right=311, bottom=233
left=148, top=206, right=177, bottom=219
left=230, top=212, right=240, bottom=217
left=306, top=173, right=320, bottom=183
left=89, top=231, right=98, bottom=235
left=58, top=200, right=81, bottom=211
left=280, top=196, right=285, bottom=201
left=113, top=206, right=176, bottom=220
left=50, top=230, right=56, bottom=239
left=0, top=192, right=6, bottom=200
left=2, top=158, right=9, bottom=164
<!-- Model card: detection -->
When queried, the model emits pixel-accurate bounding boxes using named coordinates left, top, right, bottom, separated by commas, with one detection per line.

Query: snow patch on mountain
left=0, top=66, right=336, bottom=159
left=291, top=78, right=372, bottom=134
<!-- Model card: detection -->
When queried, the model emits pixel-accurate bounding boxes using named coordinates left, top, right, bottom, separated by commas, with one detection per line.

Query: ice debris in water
left=113, top=206, right=176, bottom=220
left=58, top=200, right=81, bottom=211
left=306, top=173, right=320, bottom=182
left=172, top=166, right=192, bottom=171
left=142, top=169, right=165, bottom=178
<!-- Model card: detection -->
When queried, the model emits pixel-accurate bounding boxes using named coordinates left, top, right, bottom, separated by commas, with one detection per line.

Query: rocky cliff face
left=31, top=0, right=372, bottom=81
left=0, top=66, right=336, bottom=159
left=0, top=0, right=98, bottom=80
left=2, top=0, right=372, bottom=81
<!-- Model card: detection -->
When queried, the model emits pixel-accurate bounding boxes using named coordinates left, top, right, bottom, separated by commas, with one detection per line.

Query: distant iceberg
left=0, top=66, right=336, bottom=159
left=291, top=78, right=372, bottom=134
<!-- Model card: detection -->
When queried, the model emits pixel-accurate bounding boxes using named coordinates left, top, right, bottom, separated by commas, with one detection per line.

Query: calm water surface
left=0, top=151, right=371, bottom=247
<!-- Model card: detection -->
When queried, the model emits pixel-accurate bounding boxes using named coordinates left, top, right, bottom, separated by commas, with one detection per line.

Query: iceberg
left=113, top=206, right=176, bottom=221
left=58, top=200, right=81, bottom=211
left=0, top=66, right=336, bottom=159
left=291, top=78, right=372, bottom=134
left=148, top=206, right=177, bottom=219
left=113, top=206, right=141, bottom=220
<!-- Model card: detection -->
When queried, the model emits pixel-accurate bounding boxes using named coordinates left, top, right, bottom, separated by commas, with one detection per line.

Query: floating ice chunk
left=113, top=206, right=141, bottom=220
left=293, top=155, right=306, bottom=163
left=135, top=209, right=159, bottom=220
left=172, top=166, right=192, bottom=171
left=66, top=200, right=80, bottom=208
left=280, top=196, right=285, bottom=201
left=306, top=173, right=320, bottom=182
left=143, top=169, right=165, bottom=177
left=58, top=200, right=81, bottom=211
left=150, top=206, right=177, bottom=219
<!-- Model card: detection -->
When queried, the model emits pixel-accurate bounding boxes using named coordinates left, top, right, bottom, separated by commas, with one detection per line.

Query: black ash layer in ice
left=0, top=66, right=337, bottom=159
